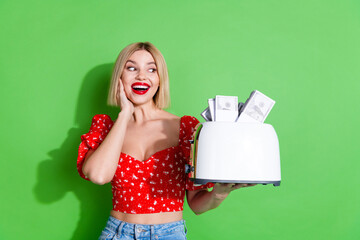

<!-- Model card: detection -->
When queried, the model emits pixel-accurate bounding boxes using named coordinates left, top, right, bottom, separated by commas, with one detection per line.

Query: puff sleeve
left=77, top=114, right=113, bottom=181
left=180, top=116, right=214, bottom=191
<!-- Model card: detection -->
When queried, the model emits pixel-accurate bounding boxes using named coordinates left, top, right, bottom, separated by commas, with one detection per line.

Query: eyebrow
left=126, top=60, right=156, bottom=65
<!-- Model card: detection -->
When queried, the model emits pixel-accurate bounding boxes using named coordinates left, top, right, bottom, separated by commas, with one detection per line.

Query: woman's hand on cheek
left=212, top=183, right=257, bottom=200
left=117, top=79, right=134, bottom=117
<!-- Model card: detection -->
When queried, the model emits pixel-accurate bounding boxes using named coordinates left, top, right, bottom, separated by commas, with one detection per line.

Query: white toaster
left=188, top=122, right=281, bottom=186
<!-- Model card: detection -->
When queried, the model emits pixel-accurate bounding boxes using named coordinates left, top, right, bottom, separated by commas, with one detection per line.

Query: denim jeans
left=98, top=216, right=187, bottom=240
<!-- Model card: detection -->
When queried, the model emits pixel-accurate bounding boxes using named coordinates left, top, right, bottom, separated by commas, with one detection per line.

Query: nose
left=136, top=69, right=147, bottom=80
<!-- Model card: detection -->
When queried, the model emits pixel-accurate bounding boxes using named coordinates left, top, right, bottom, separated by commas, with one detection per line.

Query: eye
left=127, top=66, right=136, bottom=71
left=149, top=68, right=157, bottom=73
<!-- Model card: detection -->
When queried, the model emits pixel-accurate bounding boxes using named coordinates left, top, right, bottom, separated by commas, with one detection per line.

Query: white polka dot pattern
left=77, top=114, right=213, bottom=214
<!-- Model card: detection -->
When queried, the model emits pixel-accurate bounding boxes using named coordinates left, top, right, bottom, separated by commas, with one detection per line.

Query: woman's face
left=120, top=50, right=160, bottom=106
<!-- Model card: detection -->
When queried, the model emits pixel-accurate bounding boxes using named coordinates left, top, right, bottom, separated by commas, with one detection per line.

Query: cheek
left=152, top=76, right=160, bottom=87
left=120, top=74, right=132, bottom=88
left=121, top=72, right=131, bottom=83
left=119, top=79, right=132, bottom=95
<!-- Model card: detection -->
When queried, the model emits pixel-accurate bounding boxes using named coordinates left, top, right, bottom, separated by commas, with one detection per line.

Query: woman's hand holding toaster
left=212, top=183, right=257, bottom=200
left=186, top=183, right=257, bottom=215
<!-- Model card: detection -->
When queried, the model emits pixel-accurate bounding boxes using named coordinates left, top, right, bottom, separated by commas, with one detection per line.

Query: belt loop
left=183, top=220, right=187, bottom=235
left=116, top=221, right=125, bottom=238
left=150, top=225, right=155, bottom=239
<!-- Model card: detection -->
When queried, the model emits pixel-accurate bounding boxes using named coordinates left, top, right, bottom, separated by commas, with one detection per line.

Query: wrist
left=118, top=110, right=132, bottom=121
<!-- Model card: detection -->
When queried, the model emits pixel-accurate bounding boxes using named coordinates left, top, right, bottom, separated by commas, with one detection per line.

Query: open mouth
left=131, top=82, right=150, bottom=95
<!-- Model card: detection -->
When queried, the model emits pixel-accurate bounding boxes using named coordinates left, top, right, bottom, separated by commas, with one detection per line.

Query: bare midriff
left=110, top=210, right=183, bottom=224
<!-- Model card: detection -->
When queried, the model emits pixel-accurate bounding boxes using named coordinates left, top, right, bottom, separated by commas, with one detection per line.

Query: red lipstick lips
left=131, top=82, right=150, bottom=95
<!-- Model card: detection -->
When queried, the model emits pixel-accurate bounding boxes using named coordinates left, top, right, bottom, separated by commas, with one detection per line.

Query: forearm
left=83, top=111, right=130, bottom=184
left=188, top=190, right=229, bottom=215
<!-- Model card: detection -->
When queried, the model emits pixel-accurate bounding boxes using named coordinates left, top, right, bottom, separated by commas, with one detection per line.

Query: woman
left=77, top=42, right=255, bottom=240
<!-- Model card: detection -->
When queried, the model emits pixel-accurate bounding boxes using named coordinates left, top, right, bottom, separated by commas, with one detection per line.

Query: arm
left=186, top=183, right=256, bottom=215
left=82, top=111, right=130, bottom=185
left=82, top=80, right=133, bottom=185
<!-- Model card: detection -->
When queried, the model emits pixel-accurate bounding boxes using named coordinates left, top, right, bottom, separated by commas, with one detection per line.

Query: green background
left=1, top=0, right=359, bottom=239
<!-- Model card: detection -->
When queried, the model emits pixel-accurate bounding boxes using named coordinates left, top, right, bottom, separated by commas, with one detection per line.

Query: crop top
left=77, top=114, right=213, bottom=214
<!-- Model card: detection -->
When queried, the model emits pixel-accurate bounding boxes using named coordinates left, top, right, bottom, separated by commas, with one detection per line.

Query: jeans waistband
left=106, top=216, right=187, bottom=236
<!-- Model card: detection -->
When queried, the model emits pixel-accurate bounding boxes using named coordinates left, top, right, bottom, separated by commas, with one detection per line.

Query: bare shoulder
left=155, top=111, right=181, bottom=135
left=156, top=110, right=181, bottom=121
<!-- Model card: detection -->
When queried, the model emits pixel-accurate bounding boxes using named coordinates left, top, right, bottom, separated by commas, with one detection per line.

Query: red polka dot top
left=77, top=114, right=213, bottom=214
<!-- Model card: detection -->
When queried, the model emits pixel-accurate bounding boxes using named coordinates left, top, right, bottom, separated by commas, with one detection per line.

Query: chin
left=124, top=86, right=158, bottom=106
left=129, top=95, right=155, bottom=106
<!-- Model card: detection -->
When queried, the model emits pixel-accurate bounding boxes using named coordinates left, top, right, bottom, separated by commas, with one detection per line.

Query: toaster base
left=191, top=178, right=281, bottom=187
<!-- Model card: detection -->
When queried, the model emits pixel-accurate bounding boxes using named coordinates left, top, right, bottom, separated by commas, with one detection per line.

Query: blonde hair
left=107, top=42, right=170, bottom=109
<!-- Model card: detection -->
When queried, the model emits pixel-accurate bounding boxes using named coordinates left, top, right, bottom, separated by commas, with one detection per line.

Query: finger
left=238, top=183, right=257, bottom=188
left=215, top=183, right=233, bottom=190
left=116, top=81, right=120, bottom=98
left=248, top=184, right=257, bottom=187
left=236, top=183, right=247, bottom=188
left=234, top=183, right=248, bottom=188
left=242, top=183, right=256, bottom=187
left=217, top=183, right=229, bottom=187
left=232, top=184, right=243, bottom=189
left=119, top=79, right=124, bottom=93
left=213, top=183, right=225, bottom=191
left=119, top=80, right=129, bottom=101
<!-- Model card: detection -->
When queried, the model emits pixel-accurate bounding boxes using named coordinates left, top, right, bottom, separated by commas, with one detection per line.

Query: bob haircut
left=107, top=42, right=170, bottom=109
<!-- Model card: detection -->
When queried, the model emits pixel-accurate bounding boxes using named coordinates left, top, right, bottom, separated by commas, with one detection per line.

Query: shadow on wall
left=33, top=63, right=120, bottom=239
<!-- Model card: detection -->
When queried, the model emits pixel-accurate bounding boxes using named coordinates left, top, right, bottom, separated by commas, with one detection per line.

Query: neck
left=131, top=101, right=161, bottom=124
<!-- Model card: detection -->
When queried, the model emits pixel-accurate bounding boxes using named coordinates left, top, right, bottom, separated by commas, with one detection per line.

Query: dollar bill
left=236, top=90, right=275, bottom=123
left=215, top=95, right=238, bottom=122
left=208, top=98, right=215, bottom=121
left=201, top=107, right=212, bottom=121
left=238, top=102, right=245, bottom=113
